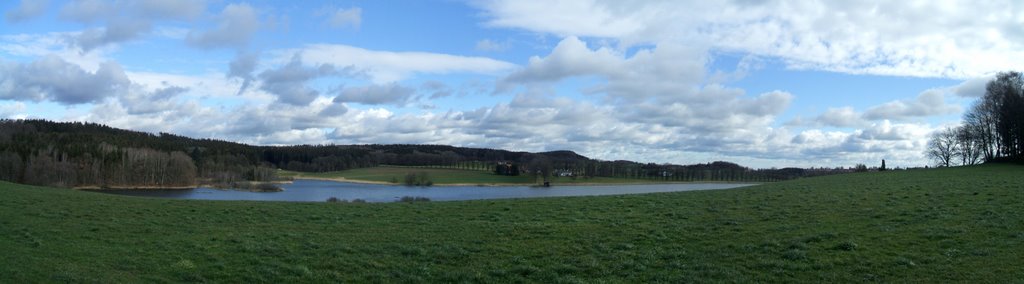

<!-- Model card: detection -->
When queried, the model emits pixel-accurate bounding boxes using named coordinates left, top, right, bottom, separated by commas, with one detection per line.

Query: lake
left=97, top=179, right=757, bottom=202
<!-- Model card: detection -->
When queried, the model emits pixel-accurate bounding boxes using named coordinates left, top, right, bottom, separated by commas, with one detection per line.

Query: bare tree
left=527, top=155, right=553, bottom=184
left=963, top=99, right=999, bottom=160
left=926, top=127, right=958, bottom=167
left=955, top=125, right=983, bottom=165
left=980, top=71, right=1024, bottom=158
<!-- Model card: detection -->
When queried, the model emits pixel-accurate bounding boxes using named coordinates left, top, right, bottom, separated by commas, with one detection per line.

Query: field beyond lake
left=2, top=164, right=1022, bottom=282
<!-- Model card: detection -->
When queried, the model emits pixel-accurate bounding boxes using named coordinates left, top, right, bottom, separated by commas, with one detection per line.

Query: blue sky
left=1, top=0, right=1019, bottom=168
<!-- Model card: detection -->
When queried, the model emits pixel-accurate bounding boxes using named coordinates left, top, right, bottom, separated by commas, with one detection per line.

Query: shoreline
left=293, top=176, right=758, bottom=187
left=74, top=178, right=759, bottom=190
left=75, top=180, right=294, bottom=191
left=292, top=176, right=395, bottom=185
left=75, top=185, right=198, bottom=191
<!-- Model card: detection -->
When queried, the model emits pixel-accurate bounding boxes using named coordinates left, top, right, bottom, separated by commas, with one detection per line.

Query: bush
left=403, top=173, right=417, bottom=186
left=417, top=172, right=431, bottom=186
left=211, top=181, right=282, bottom=192
left=255, top=183, right=281, bottom=192
left=327, top=197, right=367, bottom=203
left=398, top=196, right=430, bottom=203
left=403, top=172, right=433, bottom=186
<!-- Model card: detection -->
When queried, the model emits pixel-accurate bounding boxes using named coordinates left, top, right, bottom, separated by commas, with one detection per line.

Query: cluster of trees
left=0, top=120, right=283, bottom=188
left=926, top=126, right=983, bottom=167
left=928, top=71, right=1024, bottom=166
left=402, top=172, right=433, bottom=186
left=0, top=144, right=196, bottom=188
left=0, top=121, right=197, bottom=188
left=494, top=162, right=520, bottom=176
left=501, top=158, right=837, bottom=183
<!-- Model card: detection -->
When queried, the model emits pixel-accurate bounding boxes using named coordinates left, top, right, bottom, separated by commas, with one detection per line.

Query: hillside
left=0, top=119, right=822, bottom=189
left=280, top=166, right=690, bottom=185
left=1, top=164, right=1022, bottom=282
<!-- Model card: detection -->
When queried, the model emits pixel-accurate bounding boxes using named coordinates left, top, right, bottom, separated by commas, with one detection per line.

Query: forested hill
left=0, top=119, right=822, bottom=189
left=0, top=119, right=541, bottom=188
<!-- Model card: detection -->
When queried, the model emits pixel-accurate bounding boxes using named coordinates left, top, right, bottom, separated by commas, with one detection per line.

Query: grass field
left=279, top=166, right=678, bottom=185
left=2, top=164, right=1023, bottom=282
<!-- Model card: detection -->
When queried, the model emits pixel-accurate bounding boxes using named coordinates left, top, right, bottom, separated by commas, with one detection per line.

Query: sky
left=1, top=0, right=1021, bottom=169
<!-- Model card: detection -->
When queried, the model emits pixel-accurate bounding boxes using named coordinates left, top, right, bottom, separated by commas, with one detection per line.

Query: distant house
left=555, top=169, right=573, bottom=177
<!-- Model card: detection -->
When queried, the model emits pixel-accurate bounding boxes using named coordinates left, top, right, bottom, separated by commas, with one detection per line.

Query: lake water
left=97, top=179, right=756, bottom=202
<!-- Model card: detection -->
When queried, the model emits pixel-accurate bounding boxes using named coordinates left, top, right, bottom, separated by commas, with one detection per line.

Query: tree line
left=0, top=120, right=561, bottom=188
left=0, top=119, right=848, bottom=188
left=928, top=71, right=1024, bottom=166
left=506, top=159, right=838, bottom=184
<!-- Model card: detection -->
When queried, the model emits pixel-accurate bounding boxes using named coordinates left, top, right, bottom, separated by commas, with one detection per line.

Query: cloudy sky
left=1, top=0, right=1020, bottom=168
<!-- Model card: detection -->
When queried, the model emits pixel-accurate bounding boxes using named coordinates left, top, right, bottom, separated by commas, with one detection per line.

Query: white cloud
left=227, top=52, right=259, bottom=95
left=59, top=0, right=203, bottom=22
left=475, top=39, right=508, bottom=52
left=814, top=107, right=866, bottom=128
left=126, top=70, right=257, bottom=102
left=953, top=75, right=993, bottom=98
left=59, top=0, right=113, bottom=23
left=0, top=101, right=27, bottom=118
left=0, top=32, right=110, bottom=70
left=794, top=76, right=982, bottom=128
left=153, top=26, right=189, bottom=40
left=59, top=0, right=206, bottom=51
left=73, top=19, right=152, bottom=51
left=482, top=31, right=952, bottom=167
left=186, top=3, right=259, bottom=49
left=318, top=102, right=348, bottom=117
left=421, top=81, right=453, bottom=99
left=0, top=55, right=130, bottom=104
left=787, top=120, right=935, bottom=166
left=500, top=36, right=786, bottom=140
left=5, top=0, right=49, bottom=23
left=856, top=120, right=923, bottom=141
left=257, top=128, right=331, bottom=145
left=257, top=54, right=339, bottom=106
left=478, top=0, right=1024, bottom=79
left=503, top=36, right=623, bottom=84
left=862, top=89, right=960, bottom=120
left=117, top=84, right=189, bottom=115
left=478, top=0, right=651, bottom=39
left=81, top=98, right=221, bottom=137
left=333, top=83, right=416, bottom=106
left=326, top=7, right=361, bottom=29
left=284, top=44, right=516, bottom=83
left=136, top=0, right=204, bottom=20
left=502, top=36, right=708, bottom=103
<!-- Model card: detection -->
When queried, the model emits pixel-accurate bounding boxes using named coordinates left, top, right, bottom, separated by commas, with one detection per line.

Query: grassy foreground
left=280, top=166, right=666, bottom=185
left=2, top=164, right=1023, bottom=282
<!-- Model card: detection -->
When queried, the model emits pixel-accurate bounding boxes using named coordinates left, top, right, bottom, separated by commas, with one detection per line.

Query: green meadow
left=2, top=164, right=1022, bottom=282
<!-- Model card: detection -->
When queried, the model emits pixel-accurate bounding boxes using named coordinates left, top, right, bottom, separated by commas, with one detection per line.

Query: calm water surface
left=98, top=179, right=756, bottom=202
